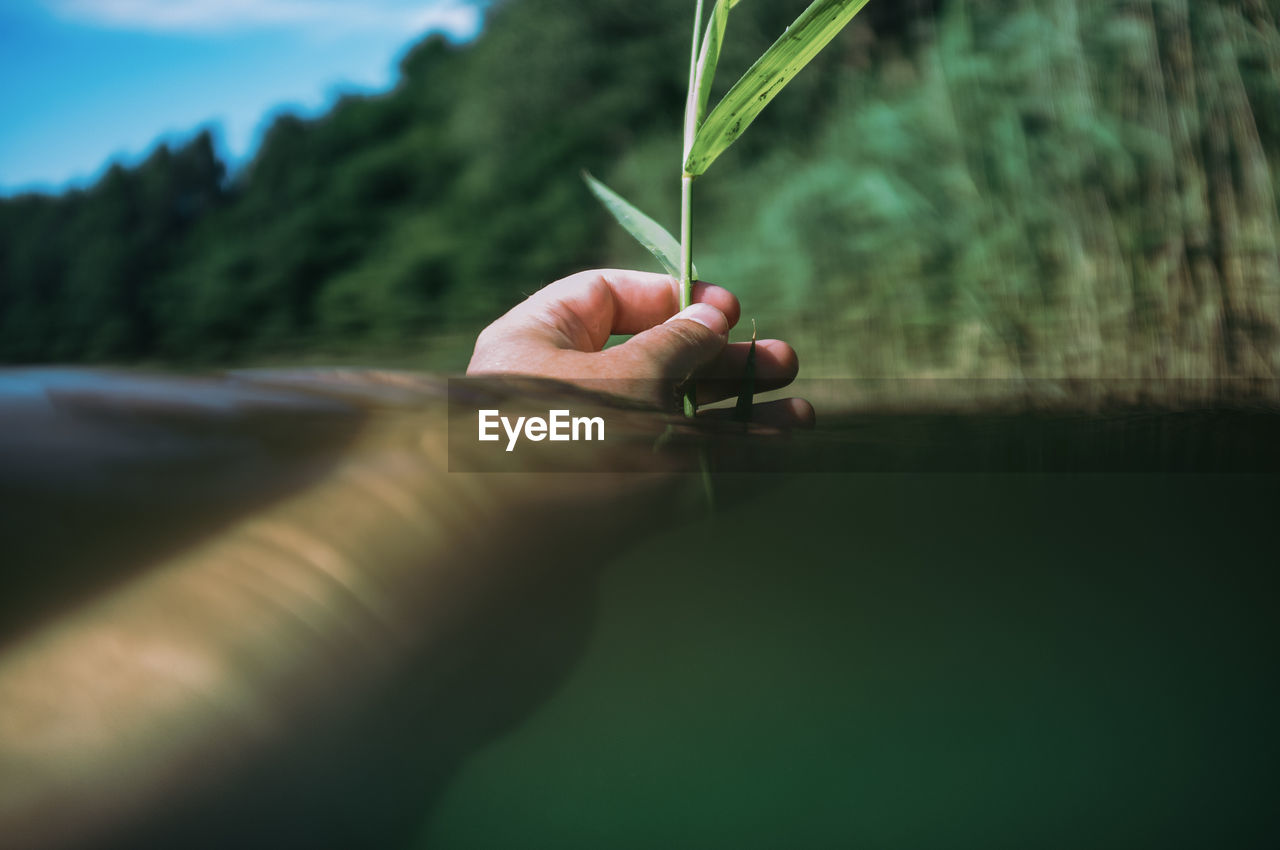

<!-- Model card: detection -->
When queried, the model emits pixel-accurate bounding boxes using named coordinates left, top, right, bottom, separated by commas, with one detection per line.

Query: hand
left=467, top=269, right=814, bottom=427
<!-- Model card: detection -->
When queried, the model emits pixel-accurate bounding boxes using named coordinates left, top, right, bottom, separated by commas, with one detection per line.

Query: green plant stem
left=679, top=177, right=694, bottom=316
left=679, top=173, right=695, bottom=418
left=681, top=0, right=705, bottom=419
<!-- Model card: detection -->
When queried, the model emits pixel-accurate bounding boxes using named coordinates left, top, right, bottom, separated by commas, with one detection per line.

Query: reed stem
left=680, top=0, right=705, bottom=419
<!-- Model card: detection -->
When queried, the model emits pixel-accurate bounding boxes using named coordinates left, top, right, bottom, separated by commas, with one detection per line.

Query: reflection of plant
left=586, top=0, right=873, bottom=415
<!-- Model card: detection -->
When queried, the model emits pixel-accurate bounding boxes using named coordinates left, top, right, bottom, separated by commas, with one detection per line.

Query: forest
left=1, top=0, right=1277, bottom=392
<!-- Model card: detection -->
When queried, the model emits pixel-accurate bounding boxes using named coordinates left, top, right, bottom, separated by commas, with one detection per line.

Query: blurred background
left=3, top=0, right=1277, bottom=397
left=3, top=5, right=1280, bottom=847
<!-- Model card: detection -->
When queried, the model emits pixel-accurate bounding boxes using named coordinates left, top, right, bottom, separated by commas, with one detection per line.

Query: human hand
left=467, top=269, right=814, bottom=427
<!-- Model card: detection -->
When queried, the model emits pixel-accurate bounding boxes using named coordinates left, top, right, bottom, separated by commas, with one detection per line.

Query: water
left=422, top=469, right=1280, bottom=848
left=2, top=370, right=1277, bottom=847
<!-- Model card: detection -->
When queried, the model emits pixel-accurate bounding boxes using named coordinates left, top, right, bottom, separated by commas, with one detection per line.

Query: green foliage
left=686, top=0, right=874, bottom=176
left=697, top=0, right=1280, bottom=380
left=0, top=132, right=224, bottom=361
left=0, top=0, right=1277, bottom=389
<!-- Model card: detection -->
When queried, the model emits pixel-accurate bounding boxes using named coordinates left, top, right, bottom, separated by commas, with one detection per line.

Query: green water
left=3, top=372, right=1276, bottom=846
left=421, top=471, right=1279, bottom=849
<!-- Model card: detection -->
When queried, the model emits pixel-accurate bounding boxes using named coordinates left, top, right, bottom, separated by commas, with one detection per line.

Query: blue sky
left=0, top=0, right=483, bottom=195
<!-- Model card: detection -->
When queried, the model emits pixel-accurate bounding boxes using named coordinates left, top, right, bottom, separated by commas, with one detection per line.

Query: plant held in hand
left=586, top=0, right=873, bottom=416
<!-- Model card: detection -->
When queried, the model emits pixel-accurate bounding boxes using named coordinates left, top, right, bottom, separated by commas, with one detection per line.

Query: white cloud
left=47, top=0, right=482, bottom=38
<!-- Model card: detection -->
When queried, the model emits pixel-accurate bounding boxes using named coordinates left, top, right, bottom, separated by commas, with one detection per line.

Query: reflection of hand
left=467, top=269, right=814, bottom=427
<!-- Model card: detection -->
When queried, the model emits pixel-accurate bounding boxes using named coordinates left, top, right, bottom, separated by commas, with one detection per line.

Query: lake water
left=2, top=370, right=1276, bottom=847
left=420, top=465, right=1279, bottom=848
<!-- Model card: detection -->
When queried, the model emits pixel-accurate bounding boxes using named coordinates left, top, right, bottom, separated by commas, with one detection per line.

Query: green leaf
left=692, top=0, right=740, bottom=128
left=734, top=319, right=758, bottom=422
left=582, top=171, right=695, bottom=279
left=685, top=0, right=871, bottom=176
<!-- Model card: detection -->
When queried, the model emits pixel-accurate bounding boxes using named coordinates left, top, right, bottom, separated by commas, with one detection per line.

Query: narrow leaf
left=583, top=171, right=695, bottom=280
left=693, top=0, right=736, bottom=128
left=734, top=319, right=758, bottom=422
left=685, top=0, right=871, bottom=176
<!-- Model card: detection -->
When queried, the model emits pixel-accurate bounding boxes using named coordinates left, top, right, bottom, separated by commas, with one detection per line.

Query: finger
left=506, top=270, right=740, bottom=350
left=700, top=397, right=816, bottom=430
left=592, top=272, right=740, bottom=335
left=687, top=281, right=740, bottom=328
left=694, top=339, right=800, bottom=405
left=604, top=303, right=730, bottom=382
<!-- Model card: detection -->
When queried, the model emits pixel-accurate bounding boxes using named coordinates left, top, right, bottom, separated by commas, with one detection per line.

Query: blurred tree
left=0, top=131, right=224, bottom=361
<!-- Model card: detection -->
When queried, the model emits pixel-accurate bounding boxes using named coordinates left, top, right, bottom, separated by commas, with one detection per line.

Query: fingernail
left=667, top=303, right=729, bottom=335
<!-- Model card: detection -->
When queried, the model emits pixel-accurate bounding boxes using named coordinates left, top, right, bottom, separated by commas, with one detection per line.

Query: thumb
left=611, top=302, right=730, bottom=381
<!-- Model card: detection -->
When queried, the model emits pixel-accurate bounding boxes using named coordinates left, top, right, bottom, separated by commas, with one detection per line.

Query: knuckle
left=663, top=320, right=715, bottom=350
